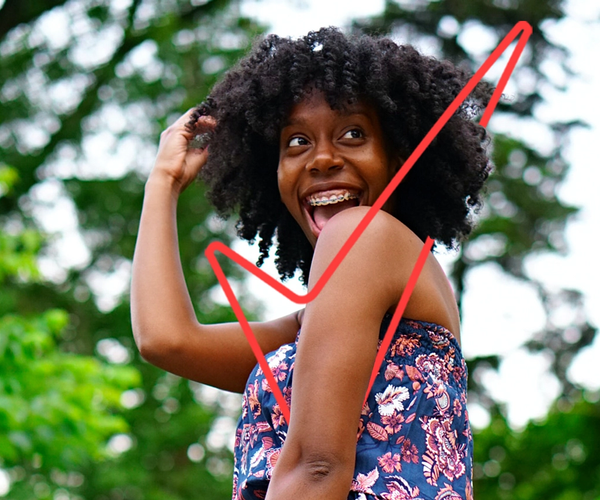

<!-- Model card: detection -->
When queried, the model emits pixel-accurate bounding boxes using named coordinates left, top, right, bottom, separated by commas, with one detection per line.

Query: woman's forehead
left=282, top=91, right=379, bottom=127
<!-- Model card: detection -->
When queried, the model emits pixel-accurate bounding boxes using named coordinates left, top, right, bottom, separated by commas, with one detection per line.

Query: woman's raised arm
left=130, top=111, right=300, bottom=393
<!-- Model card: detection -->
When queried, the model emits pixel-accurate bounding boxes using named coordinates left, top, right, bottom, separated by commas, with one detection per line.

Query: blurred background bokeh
left=0, top=0, right=598, bottom=498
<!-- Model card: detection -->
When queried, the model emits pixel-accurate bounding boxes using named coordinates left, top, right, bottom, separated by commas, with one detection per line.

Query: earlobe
left=395, top=157, right=405, bottom=172
left=390, top=157, right=404, bottom=177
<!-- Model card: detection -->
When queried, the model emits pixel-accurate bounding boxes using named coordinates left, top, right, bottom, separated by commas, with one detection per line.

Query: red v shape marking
left=205, top=21, right=533, bottom=425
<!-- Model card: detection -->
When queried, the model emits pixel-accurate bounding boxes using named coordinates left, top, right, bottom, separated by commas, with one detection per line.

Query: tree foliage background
left=0, top=0, right=597, bottom=499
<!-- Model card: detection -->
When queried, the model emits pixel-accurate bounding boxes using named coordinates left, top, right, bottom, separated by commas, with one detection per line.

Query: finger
left=170, top=108, right=201, bottom=132
left=195, top=115, right=217, bottom=128
left=187, top=115, right=217, bottom=137
left=185, top=146, right=209, bottom=172
left=186, top=116, right=216, bottom=149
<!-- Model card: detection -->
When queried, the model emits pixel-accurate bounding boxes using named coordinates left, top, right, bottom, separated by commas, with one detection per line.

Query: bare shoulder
left=313, top=206, right=461, bottom=340
left=311, top=206, right=425, bottom=284
left=318, top=206, right=422, bottom=250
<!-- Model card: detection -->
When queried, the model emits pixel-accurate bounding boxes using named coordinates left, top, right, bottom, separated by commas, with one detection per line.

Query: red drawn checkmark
left=205, top=21, right=533, bottom=425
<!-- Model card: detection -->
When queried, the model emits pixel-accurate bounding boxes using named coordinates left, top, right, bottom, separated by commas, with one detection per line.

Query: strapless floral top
left=232, top=314, right=473, bottom=500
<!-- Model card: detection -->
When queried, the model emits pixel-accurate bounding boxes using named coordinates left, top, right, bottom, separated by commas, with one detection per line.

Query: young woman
left=131, top=27, right=492, bottom=500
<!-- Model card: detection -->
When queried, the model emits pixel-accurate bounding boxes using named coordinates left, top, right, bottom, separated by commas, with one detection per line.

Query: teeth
left=307, top=191, right=359, bottom=207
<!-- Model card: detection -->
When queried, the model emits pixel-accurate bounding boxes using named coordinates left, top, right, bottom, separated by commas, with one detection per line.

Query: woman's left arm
left=265, top=207, right=425, bottom=499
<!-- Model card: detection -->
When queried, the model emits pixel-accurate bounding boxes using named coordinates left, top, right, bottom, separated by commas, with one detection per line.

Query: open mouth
left=303, top=189, right=361, bottom=238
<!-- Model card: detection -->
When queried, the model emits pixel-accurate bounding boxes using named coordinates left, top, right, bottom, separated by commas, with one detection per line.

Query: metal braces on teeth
left=308, top=192, right=359, bottom=207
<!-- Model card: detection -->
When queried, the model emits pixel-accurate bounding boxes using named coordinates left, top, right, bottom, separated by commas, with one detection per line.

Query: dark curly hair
left=189, top=27, right=493, bottom=285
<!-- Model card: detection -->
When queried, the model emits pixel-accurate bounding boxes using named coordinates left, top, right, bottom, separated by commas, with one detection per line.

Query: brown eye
left=342, top=129, right=363, bottom=139
left=289, top=136, right=309, bottom=147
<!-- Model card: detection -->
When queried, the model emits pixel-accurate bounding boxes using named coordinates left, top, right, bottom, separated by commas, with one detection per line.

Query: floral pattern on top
left=232, top=315, right=473, bottom=500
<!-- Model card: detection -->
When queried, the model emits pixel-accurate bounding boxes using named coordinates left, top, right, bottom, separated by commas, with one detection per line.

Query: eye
left=288, top=136, right=309, bottom=147
left=342, top=129, right=363, bottom=139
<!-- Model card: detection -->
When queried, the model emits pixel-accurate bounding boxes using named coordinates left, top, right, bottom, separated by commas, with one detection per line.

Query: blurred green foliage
left=0, top=0, right=260, bottom=498
left=0, top=0, right=596, bottom=498
left=473, top=397, right=600, bottom=499
left=0, top=309, right=137, bottom=468
left=0, top=169, right=138, bottom=498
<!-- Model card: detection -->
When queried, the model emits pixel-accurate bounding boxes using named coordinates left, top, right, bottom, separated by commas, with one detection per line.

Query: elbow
left=132, top=327, right=155, bottom=363
left=131, top=323, right=175, bottom=366
left=303, top=454, right=350, bottom=482
left=267, top=451, right=354, bottom=499
left=284, top=450, right=354, bottom=485
left=134, top=334, right=156, bottom=363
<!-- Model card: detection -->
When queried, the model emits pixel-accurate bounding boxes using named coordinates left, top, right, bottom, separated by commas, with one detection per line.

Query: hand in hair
left=150, top=109, right=215, bottom=195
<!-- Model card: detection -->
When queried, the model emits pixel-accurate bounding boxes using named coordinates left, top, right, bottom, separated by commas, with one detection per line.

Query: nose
left=306, top=139, right=343, bottom=173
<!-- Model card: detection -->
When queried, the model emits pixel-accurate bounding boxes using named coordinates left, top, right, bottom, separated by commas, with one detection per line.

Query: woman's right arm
left=130, top=110, right=300, bottom=393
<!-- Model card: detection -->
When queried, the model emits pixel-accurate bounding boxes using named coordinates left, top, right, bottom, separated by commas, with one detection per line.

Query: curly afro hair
left=189, top=27, right=493, bottom=285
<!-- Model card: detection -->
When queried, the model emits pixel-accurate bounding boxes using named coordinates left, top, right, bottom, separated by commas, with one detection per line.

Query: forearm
left=130, top=175, right=198, bottom=358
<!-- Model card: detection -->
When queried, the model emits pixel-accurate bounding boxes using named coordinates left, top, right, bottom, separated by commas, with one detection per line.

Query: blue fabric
left=232, top=315, right=473, bottom=500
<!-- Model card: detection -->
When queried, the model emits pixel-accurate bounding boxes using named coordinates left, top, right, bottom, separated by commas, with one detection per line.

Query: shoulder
left=311, top=207, right=425, bottom=277
left=317, top=206, right=423, bottom=253
left=314, top=207, right=462, bottom=338
left=308, top=206, right=428, bottom=306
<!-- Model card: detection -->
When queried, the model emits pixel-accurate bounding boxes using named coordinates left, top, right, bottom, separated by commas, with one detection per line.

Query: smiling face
left=278, top=91, right=399, bottom=247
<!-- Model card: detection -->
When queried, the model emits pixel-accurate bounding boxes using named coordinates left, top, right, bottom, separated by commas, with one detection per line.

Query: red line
left=206, top=246, right=293, bottom=423
left=204, top=21, right=533, bottom=425
left=363, top=236, right=435, bottom=407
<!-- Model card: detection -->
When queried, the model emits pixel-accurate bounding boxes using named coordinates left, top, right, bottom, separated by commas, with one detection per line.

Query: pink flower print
left=381, top=411, right=405, bottom=434
left=265, top=448, right=280, bottom=478
left=234, top=427, right=242, bottom=449
left=381, top=477, right=422, bottom=500
left=453, top=362, right=465, bottom=383
left=262, top=436, right=274, bottom=450
left=423, top=381, right=447, bottom=401
left=415, top=353, right=448, bottom=383
left=232, top=472, right=239, bottom=499
left=375, top=385, right=410, bottom=416
left=247, top=381, right=261, bottom=417
left=361, top=401, right=371, bottom=416
left=390, top=333, right=421, bottom=357
left=271, top=360, right=289, bottom=382
left=283, top=386, right=292, bottom=408
left=423, top=384, right=450, bottom=414
left=271, top=404, right=286, bottom=429
left=378, top=452, right=403, bottom=473
left=385, top=362, right=405, bottom=381
left=267, top=345, right=293, bottom=370
left=351, top=467, right=379, bottom=494
left=401, top=439, right=419, bottom=464
left=405, top=365, right=424, bottom=383
left=254, top=421, right=273, bottom=441
left=420, top=416, right=466, bottom=486
left=453, top=398, right=463, bottom=417
left=428, top=330, right=450, bottom=349
left=381, top=488, right=412, bottom=500
left=465, top=476, right=473, bottom=500
left=433, top=484, right=463, bottom=500
left=261, top=378, right=271, bottom=394
left=357, top=418, right=365, bottom=441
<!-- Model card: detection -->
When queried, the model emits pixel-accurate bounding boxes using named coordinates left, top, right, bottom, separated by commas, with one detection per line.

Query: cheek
left=277, top=166, right=294, bottom=204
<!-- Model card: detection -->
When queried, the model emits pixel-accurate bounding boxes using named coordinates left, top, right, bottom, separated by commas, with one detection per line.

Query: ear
left=392, top=156, right=405, bottom=175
